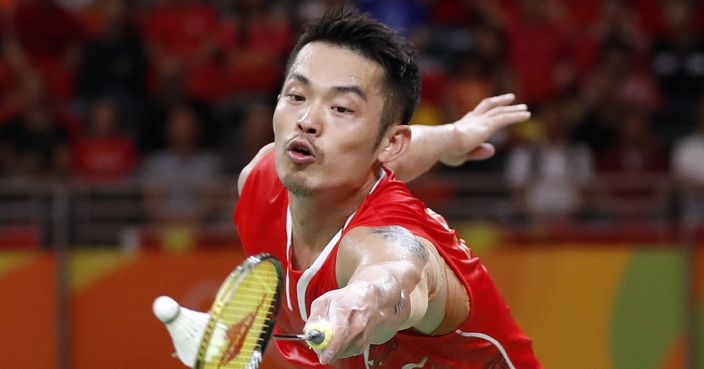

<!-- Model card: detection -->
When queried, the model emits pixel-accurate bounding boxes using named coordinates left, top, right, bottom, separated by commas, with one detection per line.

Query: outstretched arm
left=237, top=94, right=529, bottom=193
left=305, top=225, right=459, bottom=364
left=387, top=93, right=530, bottom=182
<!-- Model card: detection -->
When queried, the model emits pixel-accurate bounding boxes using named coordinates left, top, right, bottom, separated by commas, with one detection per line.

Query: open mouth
left=286, top=139, right=316, bottom=164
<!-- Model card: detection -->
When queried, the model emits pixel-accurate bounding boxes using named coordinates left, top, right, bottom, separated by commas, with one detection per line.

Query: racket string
left=198, top=261, right=281, bottom=369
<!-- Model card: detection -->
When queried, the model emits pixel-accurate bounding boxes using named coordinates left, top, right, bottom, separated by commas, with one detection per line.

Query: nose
left=297, top=104, right=322, bottom=136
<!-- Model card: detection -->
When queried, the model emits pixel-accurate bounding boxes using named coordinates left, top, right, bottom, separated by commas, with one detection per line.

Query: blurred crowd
left=0, top=0, right=703, bottom=232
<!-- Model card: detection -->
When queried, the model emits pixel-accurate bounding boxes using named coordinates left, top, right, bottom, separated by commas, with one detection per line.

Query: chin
left=280, top=174, right=315, bottom=197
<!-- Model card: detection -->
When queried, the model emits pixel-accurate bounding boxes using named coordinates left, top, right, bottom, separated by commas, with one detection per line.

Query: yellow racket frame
left=195, top=254, right=283, bottom=369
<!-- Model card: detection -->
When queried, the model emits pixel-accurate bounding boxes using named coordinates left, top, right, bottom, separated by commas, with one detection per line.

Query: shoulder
left=353, top=182, right=453, bottom=245
left=358, top=170, right=424, bottom=213
left=237, top=143, right=275, bottom=194
left=234, top=144, right=283, bottom=229
left=337, top=225, right=431, bottom=285
left=340, top=226, right=427, bottom=255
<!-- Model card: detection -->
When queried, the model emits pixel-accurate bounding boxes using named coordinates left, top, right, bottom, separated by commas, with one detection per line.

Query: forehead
left=287, top=42, right=385, bottom=93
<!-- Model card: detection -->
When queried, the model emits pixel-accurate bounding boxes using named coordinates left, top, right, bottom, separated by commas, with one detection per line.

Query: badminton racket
left=193, top=253, right=282, bottom=369
left=156, top=253, right=333, bottom=368
left=195, top=253, right=334, bottom=368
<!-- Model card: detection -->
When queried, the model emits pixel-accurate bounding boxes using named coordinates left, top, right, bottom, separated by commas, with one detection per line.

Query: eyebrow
left=288, top=73, right=367, bottom=101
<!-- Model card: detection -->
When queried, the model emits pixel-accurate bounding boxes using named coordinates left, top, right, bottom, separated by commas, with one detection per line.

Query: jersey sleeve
left=348, top=175, right=460, bottom=252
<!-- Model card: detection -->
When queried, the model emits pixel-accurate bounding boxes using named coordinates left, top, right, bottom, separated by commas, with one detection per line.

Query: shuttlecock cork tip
left=153, top=295, right=180, bottom=323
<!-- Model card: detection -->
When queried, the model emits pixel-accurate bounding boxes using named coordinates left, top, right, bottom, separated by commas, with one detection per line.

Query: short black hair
left=286, top=8, right=421, bottom=146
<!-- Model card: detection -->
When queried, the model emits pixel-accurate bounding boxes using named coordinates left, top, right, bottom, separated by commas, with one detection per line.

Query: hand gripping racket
left=272, top=320, right=332, bottom=351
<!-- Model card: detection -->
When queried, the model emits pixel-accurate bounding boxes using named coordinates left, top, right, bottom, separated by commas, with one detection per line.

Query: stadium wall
left=0, top=245, right=701, bottom=369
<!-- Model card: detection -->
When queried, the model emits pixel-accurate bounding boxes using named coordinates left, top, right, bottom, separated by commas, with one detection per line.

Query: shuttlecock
left=153, top=296, right=209, bottom=367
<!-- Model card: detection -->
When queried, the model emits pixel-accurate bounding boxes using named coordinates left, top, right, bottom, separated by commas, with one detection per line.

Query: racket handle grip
left=305, top=320, right=332, bottom=350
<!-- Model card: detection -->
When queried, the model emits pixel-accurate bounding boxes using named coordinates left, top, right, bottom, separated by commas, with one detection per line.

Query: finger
left=487, top=104, right=528, bottom=117
left=308, top=297, right=331, bottom=327
left=493, top=111, right=531, bottom=128
left=331, top=312, right=373, bottom=360
left=317, top=317, right=350, bottom=364
left=308, top=298, right=348, bottom=364
left=466, top=143, right=496, bottom=161
left=472, top=93, right=516, bottom=115
left=316, top=305, right=373, bottom=364
left=337, top=341, right=371, bottom=359
left=306, top=297, right=335, bottom=355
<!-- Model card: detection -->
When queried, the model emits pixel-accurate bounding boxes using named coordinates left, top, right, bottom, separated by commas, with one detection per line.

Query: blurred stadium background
left=0, top=0, right=702, bottom=368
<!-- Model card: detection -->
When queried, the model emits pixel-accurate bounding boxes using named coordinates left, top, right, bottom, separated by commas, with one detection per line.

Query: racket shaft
left=273, top=330, right=325, bottom=345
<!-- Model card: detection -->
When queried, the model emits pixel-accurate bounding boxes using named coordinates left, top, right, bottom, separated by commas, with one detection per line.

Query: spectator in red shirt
left=220, top=1, right=292, bottom=95
left=72, top=97, right=137, bottom=182
left=504, top=0, right=572, bottom=103
left=143, top=0, right=226, bottom=102
left=143, top=0, right=219, bottom=59
left=10, top=0, right=84, bottom=99
left=11, top=0, right=82, bottom=61
left=442, top=30, right=509, bottom=121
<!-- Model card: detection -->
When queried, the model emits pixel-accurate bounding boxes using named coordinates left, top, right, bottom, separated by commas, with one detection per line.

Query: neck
left=288, top=169, right=381, bottom=265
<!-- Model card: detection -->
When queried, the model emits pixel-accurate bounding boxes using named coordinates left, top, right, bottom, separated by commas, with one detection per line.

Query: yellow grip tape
left=305, top=320, right=333, bottom=351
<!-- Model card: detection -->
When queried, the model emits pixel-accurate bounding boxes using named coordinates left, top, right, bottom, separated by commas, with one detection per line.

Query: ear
left=377, top=124, right=411, bottom=164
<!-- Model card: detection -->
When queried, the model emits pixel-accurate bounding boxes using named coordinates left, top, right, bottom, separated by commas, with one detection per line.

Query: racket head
left=195, top=253, right=283, bottom=369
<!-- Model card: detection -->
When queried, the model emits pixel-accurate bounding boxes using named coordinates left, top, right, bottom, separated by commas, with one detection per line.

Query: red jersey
left=234, top=152, right=542, bottom=369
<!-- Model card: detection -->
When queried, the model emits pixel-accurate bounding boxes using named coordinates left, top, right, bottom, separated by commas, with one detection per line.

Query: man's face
left=273, top=42, right=387, bottom=197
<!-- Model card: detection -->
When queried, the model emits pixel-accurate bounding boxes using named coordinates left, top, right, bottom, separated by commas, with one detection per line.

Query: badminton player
left=234, top=8, right=542, bottom=369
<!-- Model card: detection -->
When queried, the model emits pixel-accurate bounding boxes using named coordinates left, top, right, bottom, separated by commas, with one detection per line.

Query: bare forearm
left=388, top=94, right=530, bottom=182
left=307, top=226, right=436, bottom=364
left=387, top=124, right=457, bottom=182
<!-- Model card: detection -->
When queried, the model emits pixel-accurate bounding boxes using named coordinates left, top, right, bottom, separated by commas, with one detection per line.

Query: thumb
left=466, top=143, right=495, bottom=161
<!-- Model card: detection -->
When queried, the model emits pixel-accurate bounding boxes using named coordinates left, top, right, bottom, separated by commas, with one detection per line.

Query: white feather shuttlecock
left=153, top=296, right=209, bottom=367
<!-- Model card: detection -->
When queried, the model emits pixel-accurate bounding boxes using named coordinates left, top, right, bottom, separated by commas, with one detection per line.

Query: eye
left=286, top=94, right=305, bottom=102
left=332, top=106, right=353, bottom=114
